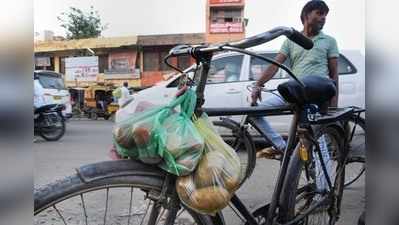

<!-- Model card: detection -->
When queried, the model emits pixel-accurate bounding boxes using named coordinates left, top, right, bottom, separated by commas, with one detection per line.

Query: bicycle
left=34, top=26, right=355, bottom=225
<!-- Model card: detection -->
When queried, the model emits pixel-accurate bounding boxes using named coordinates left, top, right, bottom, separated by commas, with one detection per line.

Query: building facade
left=33, top=0, right=246, bottom=89
left=205, top=0, right=246, bottom=43
left=34, top=34, right=205, bottom=88
left=34, top=36, right=141, bottom=88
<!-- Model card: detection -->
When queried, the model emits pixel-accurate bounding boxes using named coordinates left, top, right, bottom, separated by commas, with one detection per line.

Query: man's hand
left=251, top=86, right=262, bottom=106
left=250, top=53, right=286, bottom=106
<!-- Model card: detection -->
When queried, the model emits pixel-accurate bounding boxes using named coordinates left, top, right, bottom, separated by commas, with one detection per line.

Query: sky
left=34, top=0, right=364, bottom=53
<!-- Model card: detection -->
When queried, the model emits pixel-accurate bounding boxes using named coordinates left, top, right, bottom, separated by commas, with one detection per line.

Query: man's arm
left=328, top=57, right=339, bottom=107
left=255, top=53, right=287, bottom=87
left=251, top=53, right=287, bottom=104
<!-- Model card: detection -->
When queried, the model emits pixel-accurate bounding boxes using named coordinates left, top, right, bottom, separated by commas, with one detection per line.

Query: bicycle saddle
left=277, top=75, right=336, bottom=108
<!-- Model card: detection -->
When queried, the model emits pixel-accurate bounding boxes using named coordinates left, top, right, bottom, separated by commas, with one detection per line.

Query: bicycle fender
left=76, top=160, right=167, bottom=183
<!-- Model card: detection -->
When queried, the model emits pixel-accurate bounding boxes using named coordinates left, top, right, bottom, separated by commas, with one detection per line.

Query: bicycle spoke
left=80, top=194, right=88, bottom=225
left=104, top=188, right=109, bottom=225
left=175, top=208, right=185, bottom=219
left=53, top=205, right=68, bottom=225
left=139, top=200, right=153, bottom=225
left=155, top=207, right=166, bottom=225
left=127, top=187, right=134, bottom=225
left=228, top=203, right=246, bottom=223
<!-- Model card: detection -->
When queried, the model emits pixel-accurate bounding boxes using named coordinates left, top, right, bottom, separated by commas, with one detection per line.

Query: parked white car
left=119, top=50, right=364, bottom=133
left=34, top=70, right=73, bottom=118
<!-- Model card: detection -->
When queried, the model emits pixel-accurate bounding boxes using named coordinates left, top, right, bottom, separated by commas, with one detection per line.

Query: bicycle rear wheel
left=279, top=126, right=347, bottom=225
left=35, top=169, right=213, bottom=225
left=213, top=120, right=256, bottom=183
left=344, top=116, right=366, bottom=187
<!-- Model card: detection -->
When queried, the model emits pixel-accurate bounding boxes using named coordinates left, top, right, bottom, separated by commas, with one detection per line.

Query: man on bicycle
left=252, top=0, right=339, bottom=159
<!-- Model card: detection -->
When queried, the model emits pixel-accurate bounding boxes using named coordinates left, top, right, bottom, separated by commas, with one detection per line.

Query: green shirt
left=280, top=31, right=339, bottom=78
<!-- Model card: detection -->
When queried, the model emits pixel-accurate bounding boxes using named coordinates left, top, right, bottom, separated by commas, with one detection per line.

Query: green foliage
left=57, top=6, right=107, bottom=39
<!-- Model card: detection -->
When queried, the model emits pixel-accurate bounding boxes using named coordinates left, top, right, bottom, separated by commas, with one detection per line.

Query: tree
left=58, top=6, right=107, bottom=40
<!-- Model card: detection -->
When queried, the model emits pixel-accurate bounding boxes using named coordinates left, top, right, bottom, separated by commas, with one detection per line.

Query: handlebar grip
left=169, top=44, right=192, bottom=56
left=287, top=29, right=314, bottom=50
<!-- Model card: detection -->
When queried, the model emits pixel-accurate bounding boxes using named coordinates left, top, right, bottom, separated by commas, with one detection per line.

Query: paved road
left=34, top=120, right=364, bottom=225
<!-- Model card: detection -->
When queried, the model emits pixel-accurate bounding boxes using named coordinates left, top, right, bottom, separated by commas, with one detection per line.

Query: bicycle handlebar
left=168, top=26, right=313, bottom=57
left=230, top=26, right=313, bottom=50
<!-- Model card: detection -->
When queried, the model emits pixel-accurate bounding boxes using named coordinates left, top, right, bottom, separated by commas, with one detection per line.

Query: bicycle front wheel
left=35, top=168, right=213, bottom=225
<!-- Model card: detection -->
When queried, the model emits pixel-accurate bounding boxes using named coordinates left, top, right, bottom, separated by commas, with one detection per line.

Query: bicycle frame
left=179, top=51, right=298, bottom=224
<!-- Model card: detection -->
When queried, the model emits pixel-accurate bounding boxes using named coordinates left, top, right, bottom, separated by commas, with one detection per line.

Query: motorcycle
left=34, top=104, right=66, bottom=141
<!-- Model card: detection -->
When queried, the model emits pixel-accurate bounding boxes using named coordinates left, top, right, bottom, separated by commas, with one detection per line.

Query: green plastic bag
left=112, top=89, right=204, bottom=176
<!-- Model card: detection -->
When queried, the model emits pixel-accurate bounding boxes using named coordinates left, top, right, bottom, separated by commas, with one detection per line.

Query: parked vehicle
left=34, top=70, right=72, bottom=118
left=83, top=85, right=114, bottom=120
left=124, top=50, right=365, bottom=133
left=34, top=104, right=65, bottom=141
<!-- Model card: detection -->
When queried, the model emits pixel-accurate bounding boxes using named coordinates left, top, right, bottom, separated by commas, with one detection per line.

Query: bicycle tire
left=344, top=116, right=366, bottom=187
left=213, top=120, right=257, bottom=183
left=279, top=126, right=347, bottom=225
left=35, top=171, right=214, bottom=225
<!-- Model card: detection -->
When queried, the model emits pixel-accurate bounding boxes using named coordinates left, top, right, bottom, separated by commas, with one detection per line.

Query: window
left=207, top=55, right=243, bottom=83
left=110, top=58, right=129, bottom=72
left=167, top=65, right=197, bottom=88
left=159, top=51, right=170, bottom=71
left=60, top=57, right=66, bottom=74
left=37, top=73, right=66, bottom=90
left=167, top=76, right=183, bottom=88
left=178, top=55, right=191, bottom=70
left=135, top=53, right=140, bottom=69
left=99, top=55, right=109, bottom=73
left=210, top=8, right=242, bottom=23
left=338, top=54, right=357, bottom=75
left=143, top=51, right=159, bottom=71
left=249, top=53, right=291, bottom=80
left=143, top=50, right=173, bottom=72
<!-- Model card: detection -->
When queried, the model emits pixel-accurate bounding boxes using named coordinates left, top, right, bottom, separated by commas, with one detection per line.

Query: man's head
left=123, top=82, right=128, bottom=87
left=301, top=0, right=329, bottom=32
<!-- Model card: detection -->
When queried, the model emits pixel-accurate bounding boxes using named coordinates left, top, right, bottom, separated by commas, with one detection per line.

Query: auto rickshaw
left=107, top=102, right=119, bottom=120
left=83, top=85, right=115, bottom=120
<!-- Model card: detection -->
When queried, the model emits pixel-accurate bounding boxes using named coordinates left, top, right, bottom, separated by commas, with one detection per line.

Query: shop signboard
left=210, top=22, right=243, bottom=33
left=65, top=56, right=99, bottom=82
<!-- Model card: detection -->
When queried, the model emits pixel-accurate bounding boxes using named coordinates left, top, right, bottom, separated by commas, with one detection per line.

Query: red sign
left=210, top=0, right=242, bottom=4
left=210, top=22, right=243, bottom=33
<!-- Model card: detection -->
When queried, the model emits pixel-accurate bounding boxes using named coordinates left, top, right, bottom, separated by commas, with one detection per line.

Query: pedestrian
left=252, top=0, right=339, bottom=159
left=118, top=81, right=133, bottom=107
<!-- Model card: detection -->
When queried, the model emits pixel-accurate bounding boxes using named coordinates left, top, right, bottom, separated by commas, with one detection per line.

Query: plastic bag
left=159, top=113, right=204, bottom=174
left=115, top=97, right=161, bottom=123
left=112, top=89, right=204, bottom=176
left=176, top=113, right=241, bottom=215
